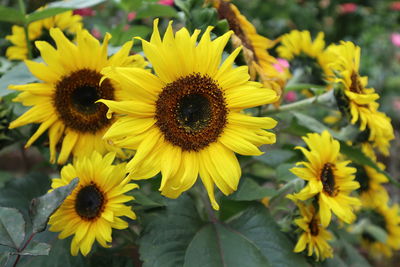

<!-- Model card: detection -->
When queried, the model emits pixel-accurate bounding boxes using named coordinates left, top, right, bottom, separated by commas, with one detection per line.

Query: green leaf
left=47, top=0, right=106, bottom=9
left=135, top=3, right=178, bottom=19
left=0, top=207, right=25, bottom=249
left=257, top=149, right=296, bottom=167
left=29, top=178, right=79, bottom=233
left=13, top=241, right=50, bottom=256
left=364, top=224, right=387, bottom=243
left=0, top=61, right=37, bottom=98
left=228, top=178, right=275, bottom=201
left=130, top=190, right=165, bottom=208
left=184, top=223, right=271, bottom=267
left=340, top=241, right=371, bottom=267
left=26, top=8, right=70, bottom=24
left=0, top=171, right=13, bottom=189
left=292, top=112, right=340, bottom=140
left=276, top=163, right=297, bottom=182
left=0, top=6, right=25, bottom=24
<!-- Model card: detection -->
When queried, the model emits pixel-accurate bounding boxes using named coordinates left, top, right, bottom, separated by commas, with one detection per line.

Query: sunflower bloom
left=9, top=28, right=146, bottom=164
left=292, top=202, right=333, bottom=261
left=48, top=152, right=138, bottom=256
left=100, top=20, right=278, bottom=210
left=288, top=131, right=361, bottom=226
left=6, top=10, right=82, bottom=60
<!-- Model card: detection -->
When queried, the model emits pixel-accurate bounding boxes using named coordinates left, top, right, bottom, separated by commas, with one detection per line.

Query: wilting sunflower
left=328, top=41, right=394, bottom=155
left=360, top=204, right=400, bottom=258
left=48, top=152, right=138, bottom=256
left=9, top=28, right=146, bottom=164
left=211, top=0, right=283, bottom=99
left=287, top=131, right=360, bottom=227
left=277, top=30, right=334, bottom=86
left=6, top=10, right=82, bottom=60
left=292, top=202, right=333, bottom=261
left=100, top=20, right=278, bottom=210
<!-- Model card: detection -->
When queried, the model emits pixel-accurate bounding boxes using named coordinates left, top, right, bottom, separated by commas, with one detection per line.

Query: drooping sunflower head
left=6, top=10, right=82, bottom=60
left=292, top=202, right=333, bottom=261
left=100, top=19, right=278, bottom=210
left=9, top=27, right=146, bottom=164
left=48, top=152, right=138, bottom=256
left=288, top=130, right=360, bottom=227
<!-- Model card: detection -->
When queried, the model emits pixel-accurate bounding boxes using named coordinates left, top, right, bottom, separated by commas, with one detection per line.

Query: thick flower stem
left=18, top=0, right=32, bottom=59
left=265, top=89, right=335, bottom=115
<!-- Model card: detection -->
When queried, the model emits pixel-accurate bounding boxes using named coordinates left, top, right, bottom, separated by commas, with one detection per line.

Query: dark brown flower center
left=75, top=184, right=105, bottom=220
left=155, top=73, right=227, bottom=151
left=320, top=163, right=336, bottom=196
left=54, top=69, right=114, bottom=133
left=309, top=217, right=319, bottom=236
left=349, top=71, right=364, bottom=94
left=355, top=165, right=370, bottom=193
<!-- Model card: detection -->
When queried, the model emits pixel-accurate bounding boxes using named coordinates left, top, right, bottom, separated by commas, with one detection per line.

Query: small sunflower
left=9, top=28, right=146, bottom=164
left=277, top=30, right=334, bottom=86
left=100, top=20, right=278, bottom=210
left=212, top=0, right=283, bottom=99
left=48, top=152, right=138, bottom=256
left=6, top=10, right=82, bottom=60
left=328, top=41, right=394, bottom=155
left=288, top=131, right=360, bottom=227
left=292, top=202, right=333, bottom=261
left=360, top=204, right=400, bottom=258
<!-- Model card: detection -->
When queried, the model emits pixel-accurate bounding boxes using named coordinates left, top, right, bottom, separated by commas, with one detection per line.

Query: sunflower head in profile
left=292, top=202, right=333, bottom=261
left=287, top=130, right=361, bottom=227
left=48, top=152, right=138, bottom=256
left=360, top=204, right=400, bottom=258
left=100, top=19, right=278, bottom=210
left=6, top=10, right=82, bottom=60
left=8, top=27, right=146, bottom=164
left=277, top=30, right=334, bottom=87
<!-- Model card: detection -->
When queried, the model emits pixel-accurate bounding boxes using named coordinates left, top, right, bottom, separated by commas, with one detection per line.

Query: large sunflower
left=9, top=28, right=146, bottom=164
left=48, top=152, right=138, bottom=256
left=6, top=10, right=82, bottom=60
left=100, top=20, right=278, bottom=210
left=328, top=41, right=394, bottom=155
left=288, top=131, right=360, bottom=227
left=292, top=202, right=333, bottom=261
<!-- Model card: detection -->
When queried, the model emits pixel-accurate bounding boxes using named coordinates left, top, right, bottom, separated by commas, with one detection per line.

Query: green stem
left=17, top=0, right=32, bottom=59
left=265, top=89, right=335, bottom=115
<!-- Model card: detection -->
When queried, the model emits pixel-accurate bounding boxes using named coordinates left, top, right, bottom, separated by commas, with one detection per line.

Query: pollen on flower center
left=320, top=163, right=336, bottom=196
left=75, top=184, right=105, bottom=220
left=309, top=217, right=319, bottom=236
left=155, top=73, right=227, bottom=151
left=350, top=71, right=364, bottom=94
left=54, top=69, right=115, bottom=133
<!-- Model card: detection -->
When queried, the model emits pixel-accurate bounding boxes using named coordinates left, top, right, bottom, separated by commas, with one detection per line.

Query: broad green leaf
left=0, top=171, right=12, bottom=188
left=135, top=3, right=178, bottom=19
left=47, top=0, right=106, bottom=9
left=276, top=163, right=297, bottom=182
left=364, top=224, right=387, bottom=243
left=29, top=178, right=78, bottom=233
left=0, top=207, right=25, bottom=249
left=0, top=61, right=37, bottom=98
left=257, top=149, right=296, bottom=167
left=13, top=241, right=50, bottom=256
left=0, top=6, right=25, bottom=24
left=130, top=190, right=165, bottom=208
left=227, top=178, right=275, bottom=201
left=118, top=0, right=143, bottom=11
left=292, top=112, right=340, bottom=140
left=340, top=241, right=371, bottom=267
left=184, top=223, right=271, bottom=267
left=26, top=8, right=70, bottom=24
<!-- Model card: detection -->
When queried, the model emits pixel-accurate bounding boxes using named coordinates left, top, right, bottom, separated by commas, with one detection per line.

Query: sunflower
left=360, top=204, right=400, bottom=258
left=292, top=202, right=333, bottom=261
left=212, top=0, right=283, bottom=99
left=277, top=30, right=334, bottom=86
left=328, top=41, right=394, bottom=155
left=287, top=131, right=360, bottom=227
left=48, top=152, right=138, bottom=256
left=99, top=19, right=278, bottom=210
left=6, top=10, right=82, bottom=60
left=9, top=28, right=146, bottom=164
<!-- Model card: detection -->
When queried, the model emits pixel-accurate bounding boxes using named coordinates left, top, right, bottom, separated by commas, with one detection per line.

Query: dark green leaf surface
left=258, top=149, right=296, bottom=167
left=13, top=241, right=50, bottom=256
left=0, top=6, right=25, bottom=24
left=26, top=8, right=70, bottom=24
left=0, top=207, right=25, bottom=249
left=136, top=3, right=178, bottom=19
left=29, top=178, right=78, bottom=233
left=228, top=178, right=275, bottom=201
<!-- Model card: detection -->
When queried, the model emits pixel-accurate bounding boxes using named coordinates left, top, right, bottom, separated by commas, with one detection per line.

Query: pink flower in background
left=273, top=58, right=289, bottom=73
left=284, top=91, right=297, bottom=103
left=391, top=2, right=400, bottom=11
left=127, top=12, right=136, bottom=22
left=91, top=28, right=102, bottom=39
left=158, top=0, right=174, bottom=6
left=339, top=3, right=357, bottom=14
left=391, top=33, right=400, bottom=47
left=73, top=8, right=96, bottom=16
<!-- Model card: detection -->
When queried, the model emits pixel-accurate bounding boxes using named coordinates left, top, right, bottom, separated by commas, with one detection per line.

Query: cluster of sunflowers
left=3, top=0, right=399, bottom=263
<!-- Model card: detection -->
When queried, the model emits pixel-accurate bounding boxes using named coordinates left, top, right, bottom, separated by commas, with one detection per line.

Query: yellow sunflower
left=277, top=30, right=334, bottom=86
left=328, top=41, right=394, bottom=155
left=292, top=202, right=333, bottom=261
left=211, top=0, right=283, bottom=99
left=99, top=19, right=278, bottom=210
left=9, top=28, right=146, bottom=164
left=361, top=204, right=400, bottom=258
left=48, top=152, right=138, bottom=256
left=287, top=130, right=361, bottom=227
left=6, top=10, right=82, bottom=60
